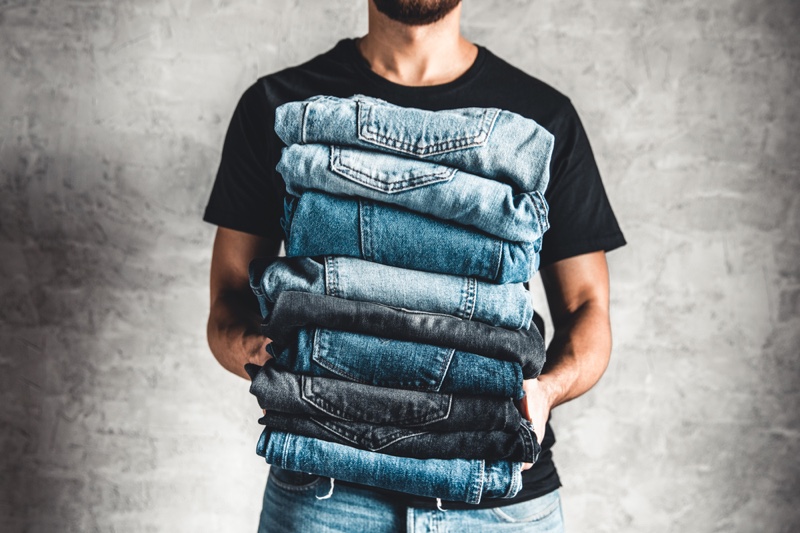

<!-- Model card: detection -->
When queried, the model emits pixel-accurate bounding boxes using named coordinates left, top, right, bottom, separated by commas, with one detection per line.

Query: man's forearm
left=537, top=300, right=612, bottom=408
left=207, top=288, right=270, bottom=380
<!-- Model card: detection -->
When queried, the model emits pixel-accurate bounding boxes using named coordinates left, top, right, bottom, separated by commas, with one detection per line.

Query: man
left=204, top=0, right=625, bottom=531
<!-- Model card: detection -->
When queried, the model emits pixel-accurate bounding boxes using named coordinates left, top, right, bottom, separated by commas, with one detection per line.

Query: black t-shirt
left=204, top=38, right=626, bottom=510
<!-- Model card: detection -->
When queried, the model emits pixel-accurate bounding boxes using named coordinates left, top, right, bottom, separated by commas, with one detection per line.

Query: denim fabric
left=256, top=428, right=523, bottom=504
left=282, top=191, right=541, bottom=283
left=249, top=255, right=533, bottom=330
left=276, top=143, right=549, bottom=243
left=259, top=412, right=541, bottom=463
left=262, top=291, right=546, bottom=379
left=273, top=94, right=555, bottom=194
left=267, top=326, right=523, bottom=399
left=259, top=472, right=563, bottom=533
left=246, top=362, right=523, bottom=433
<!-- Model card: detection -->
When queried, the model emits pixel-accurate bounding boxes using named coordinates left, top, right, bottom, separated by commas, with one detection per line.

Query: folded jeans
left=276, top=143, right=549, bottom=242
left=259, top=411, right=541, bottom=463
left=246, top=362, right=523, bottom=433
left=261, top=291, right=546, bottom=379
left=282, top=191, right=541, bottom=283
left=256, top=428, right=523, bottom=504
left=249, top=255, right=533, bottom=330
left=273, top=94, right=554, bottom=194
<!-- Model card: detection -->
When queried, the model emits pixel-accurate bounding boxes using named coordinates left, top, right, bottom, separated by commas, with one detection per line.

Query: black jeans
left=246, top=362, right=522, bottom=432
left=261, top=291, right=546, bottom=379
left=259, top=412, right=541, bottom=462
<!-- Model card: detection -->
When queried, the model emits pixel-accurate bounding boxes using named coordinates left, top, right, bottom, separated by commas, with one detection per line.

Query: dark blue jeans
left=246, top=362, right=523, bottom=433
left=259, top=412, right=540, bottom=463
left=262, top=291, right=546, bottom=379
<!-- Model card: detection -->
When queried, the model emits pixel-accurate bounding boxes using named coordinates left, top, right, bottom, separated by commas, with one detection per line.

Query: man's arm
left=207, top=227, right=279, bottom=380
left=521, top=250, right=613, bottom=449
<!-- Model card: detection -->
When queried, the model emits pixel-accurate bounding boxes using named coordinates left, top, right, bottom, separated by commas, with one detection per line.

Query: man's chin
left=372, top=0, right=462, bottom=26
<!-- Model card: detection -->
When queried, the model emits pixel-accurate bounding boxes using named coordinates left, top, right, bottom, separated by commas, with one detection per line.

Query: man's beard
left=372, top=0, right=462, bottom=26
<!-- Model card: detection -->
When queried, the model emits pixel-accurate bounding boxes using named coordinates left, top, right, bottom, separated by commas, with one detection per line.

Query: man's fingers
left=522, top=462, right=533, bottom=471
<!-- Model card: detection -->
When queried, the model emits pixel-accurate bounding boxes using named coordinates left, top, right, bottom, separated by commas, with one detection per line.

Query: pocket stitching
left=330, top=145, right=456, bottom=194
left=357, top=101, right=500, bottom=157
left=311, top=417, right=431, bottom=451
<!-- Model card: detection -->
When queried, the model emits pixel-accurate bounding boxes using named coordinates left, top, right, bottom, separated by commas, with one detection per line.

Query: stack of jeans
left=247, top=94, right=555, bottom=505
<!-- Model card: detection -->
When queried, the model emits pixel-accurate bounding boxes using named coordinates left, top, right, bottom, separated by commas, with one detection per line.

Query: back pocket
left=356, top=97, right=499, bottom=157
left=312, top=417, right=429, bottom=452
left=312, top=328, right=453, bottom=391
left=300, top=372, right=452, bottom=427
left=330, top=145, right=456, bottom=193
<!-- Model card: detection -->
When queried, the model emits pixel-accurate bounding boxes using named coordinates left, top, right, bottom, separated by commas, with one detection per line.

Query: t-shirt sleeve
left=539, top=101, right=626, bottom=267
left=203, top=81, right=285, bottom=247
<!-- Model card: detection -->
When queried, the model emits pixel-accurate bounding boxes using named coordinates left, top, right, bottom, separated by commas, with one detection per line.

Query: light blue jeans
left=250, top=256, right=533, bottom=330
left=283, top=191, right=540, bottom=283
left=276, top=143, right=549, bottom=242
left=258, top=467, right=565, bottom=532
left=256, top=429, right=522, bottom=505
left=274, top=94, right=554, bottom=194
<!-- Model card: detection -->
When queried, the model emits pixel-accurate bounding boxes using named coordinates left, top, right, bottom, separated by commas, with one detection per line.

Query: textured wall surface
left=1, top=0, right=798, bottom=531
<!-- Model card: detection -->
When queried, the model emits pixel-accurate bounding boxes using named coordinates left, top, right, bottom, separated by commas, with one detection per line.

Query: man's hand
left=519, top=378, right=557, bottom=470
left=207, top=227, right=280, bottom=380
left=518, top=251, right=614, bottom=470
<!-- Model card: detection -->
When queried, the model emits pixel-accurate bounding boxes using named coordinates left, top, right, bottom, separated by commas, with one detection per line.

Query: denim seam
left=471, top=460, right=485, bottom=504
left=281, top=431, right=291, bottom=470
left=300, top=101, right=310, bottom=144
left=359, top=200, right=374, bottom=261
left=491, top=241, right=503, bottom=282
left=330, top=145, right=456, bottom=193
left=435, top=348, right=456, bottom=391
left=357, top=101, right=501, bottom=157
left=465, top=277, right=477, bottom=321
left=269, top=472, right=324, bottom=492
left=323, top=256, right=338, bottom=298
left=520, top=422, right=534, bottom=463
left=533, top=189, right=550, bottom=234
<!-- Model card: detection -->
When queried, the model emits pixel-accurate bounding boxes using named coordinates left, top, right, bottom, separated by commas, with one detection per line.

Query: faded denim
left=282, top=191, right=541, bottom=283
left=259, top=412, right=541, bottom=463
left=246, top=362, right=523, bottom=433
left=273, top=94, right=554, bottom=194
left=262, top=291, right=546, bottom=379
left=249, top=255, right=533, bottom=330
left=267, top=326, right=523, bottom=399
left=256, top=428, right=523, bottom=504
left=276, top=143, right=549, bottom=242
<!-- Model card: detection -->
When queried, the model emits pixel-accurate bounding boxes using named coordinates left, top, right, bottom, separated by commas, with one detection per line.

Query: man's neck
left=357, top=2, right=477, bottom=87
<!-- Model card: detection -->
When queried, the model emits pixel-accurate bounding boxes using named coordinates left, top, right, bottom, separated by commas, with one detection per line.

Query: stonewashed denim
left=249, top=256, right=533, bottom=330
left=273, top=94, right=555, bottom=194
left=256, top=428, right=523, bottom=504
left=267, top=327, right=523, bottom=399
left=258, top=469, right=564, bottom=533
left=246, top=362, right=523, bottom=433
left=282, top=191, right=541, bottom=283
left=261, top=291, right=546, bottom=379
left=259, top=412, right=541, bottom=463
left=276, top=143, right=549, bottom=243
